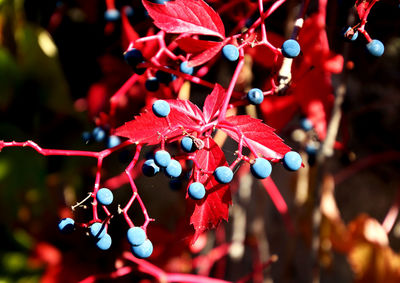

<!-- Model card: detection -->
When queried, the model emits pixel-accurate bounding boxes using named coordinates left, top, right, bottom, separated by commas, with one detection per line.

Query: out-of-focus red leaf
left=260, top=95, right=298, bottom=132
left=203, top=84, right=225, bottom=123
left=188, top=137, right=231, bottom=243
left=218, top=115, right=291, bottom=160
left=245, top=32, right=284, bottom=68
left=114, top=100, right=200, bottom=145
left=142, top=0, right=225, bottom=39
left=121, top=7, right=140, bottom=50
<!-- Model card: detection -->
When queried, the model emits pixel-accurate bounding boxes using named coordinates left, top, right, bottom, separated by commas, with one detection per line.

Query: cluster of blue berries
left=142, top=150, right=182, bottom=178
left=127, top=227, right=153, bottom=258
left=82, top=127, right=121, bottom=148
left=57, top=188, right=115, bottom=251
left=342, top=27, right=384, bottom=57
left=142, top=101, right=182, bottom=178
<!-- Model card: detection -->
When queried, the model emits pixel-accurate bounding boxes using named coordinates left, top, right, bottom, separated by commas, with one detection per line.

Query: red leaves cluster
left=114, top=83, right=290, bottom=240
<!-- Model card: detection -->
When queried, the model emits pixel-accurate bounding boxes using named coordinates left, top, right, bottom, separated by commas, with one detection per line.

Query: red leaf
left=175, top=36, right=225, bottom=67
left=169, top=99, right=205, bottom=123
left=176, top=36, right=222, bottom=54
left=114, top=100, right=200, bottom=145
left=355, top=0, right=375, bottom=20
left=189, top=137, right=231, bottom=243
left=218, top=115, right=291, bottom=160
left=142, top=0, right=225, bottom=39
left=203, top=84, right=225, bottom=123
left=186, top=41, right=224, bottom=67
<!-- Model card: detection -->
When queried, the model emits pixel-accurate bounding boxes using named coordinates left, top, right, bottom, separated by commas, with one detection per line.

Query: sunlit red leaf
left=176, top=37, right=224, bottom=67
left=114, top=100, right=200, bottom=145
left=188, top=137, right=231, bottom=243
left=218, top=115, right=291, bottom=160
left=203, top=84, right=225, bottom=123
left=142, top=0, right=225, bottom=39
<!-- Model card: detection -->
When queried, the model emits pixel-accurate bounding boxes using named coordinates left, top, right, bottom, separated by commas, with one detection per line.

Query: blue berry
left=214, top=166, right=233, bottom=184
left=154, top=150, right=171, bottom=168
left=366, top=39, right=384, bottom=57
left=300, top=118, right=313, bottom=131
left=281, top=39, right=300, bottom=58
left=142, top=159, right=160, bottom=177
left=96, top=233, right=112, bottom=250
left=145, top=77, right=160, bottom=92
left=247, top=88, right=264, bottom=105
left=104, top=9, right=120, bottom=21
left=282, top=151, right=302, bottom=171
left=127, top=227, right=146, bottom=246
left=222, top=44, right=239, bottom=61
left=343, top=27, right=358, bottom=41
left=82, top=131, right=92, bottom=144
left=90, top=222, right=106, bottom=239
left=165, top=159, right=182, bottom=178
left=124, top=6, right=134, bottom=18
left=96, top=188, right=113, bottom=206
left=92, top=127, right=106, bottom=142
left=181, top=136, right=196, bottom=153
left=152, top=100, right=170, bottom=117
left=156, top=69, right=174, bottom=84
left=58, top=218, right=75, bottom=233
left=107, top=135, right=121, bottom=148
left=305, top=144, right=318, bottom=155
left=179, top=62, right=194, bottom=75
left=250, top=158, right=272, bottom=179
left=131, top=239, right=153, bottom=258
left=188, top=182, right=206, bottom=200
left=124, top=48, right=144, bottom=67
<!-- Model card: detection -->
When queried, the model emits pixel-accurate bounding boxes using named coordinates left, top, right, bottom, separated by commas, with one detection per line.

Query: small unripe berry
left=58, top=218, right=75, bottom=233
left=281, top=39, right=300, bottom=58
left=154, top=150, right=171, bottom=168
left=127, top=227, right=146, bottom=246
left=366, top=39, right=384, bottom=57
left=180, top=61, right=194, bottom=75
left=247, top=88, right=264, bottom=105
left=250, top=158, right=272, bottom=179
left=96, top=188, right=113, bottom=206
left=214, top=166, right=233, bottom=184
left=131, top=239, right=153, bottom=258
left=188, top=182, right=206, bottom=200
left=282, top=151, right=302, bottom=171
left=96, top=233, right=112, bottom=250
left=152, top=100, right=170, bottom=117
left=222, top=44, right=239, bottom=61
left=165, top=159, right=182, bottom=178
left=343, top=27, right=358, bottom=41
left=142, top=159, right=160, bottom=177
